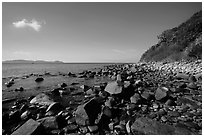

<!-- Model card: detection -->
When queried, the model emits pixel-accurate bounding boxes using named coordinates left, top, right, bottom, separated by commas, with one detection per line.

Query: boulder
left=59, top=83, right=67, bottom=88
left=176, top=73, right=189, bottom=80
left=75, top=97, right=103, bottom=126
left=37, top=116, right=59, bottom=129
left=30, top=93, right=54, bottom=106
left=155, top=87, right=168, bottom=101
left=63, top=124, right=78, bottom=134
left=105, top=81, right=122, bottom=95
left=12, top=119, right=44, bottom=135
left=75, top=105, right=89, bottom=126
left=131, top=117, right=193, bottom=135
left=35, top=77, right=44, bottom=82
left=130, top=93, right=141, bottom=104
left=46, top=102, right=63, bottom=112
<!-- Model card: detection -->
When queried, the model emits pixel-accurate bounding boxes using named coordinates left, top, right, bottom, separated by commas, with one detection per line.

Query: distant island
left=2, top=60, right=64, bottom=64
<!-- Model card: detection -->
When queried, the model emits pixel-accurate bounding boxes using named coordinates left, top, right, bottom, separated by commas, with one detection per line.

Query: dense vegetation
left=140, top=10, right=202, bottom=62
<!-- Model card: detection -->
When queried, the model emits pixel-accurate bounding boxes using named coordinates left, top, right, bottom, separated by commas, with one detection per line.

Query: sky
left=2, top=2, right=202, bottom=63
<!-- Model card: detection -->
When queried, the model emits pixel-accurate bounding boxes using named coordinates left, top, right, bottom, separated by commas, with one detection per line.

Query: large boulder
left=37, top=116, right=59, bottom=130
left=75, top=97, right=103, bottom=126
left=30, top=93, right=54, bottom=106
left=131, top=117, right=193, bottom=135
left=35, top=77, right=44, bottom=82
left=12, top=119, right=44, bottom=135
left=105, top=81, right=123, bottom=95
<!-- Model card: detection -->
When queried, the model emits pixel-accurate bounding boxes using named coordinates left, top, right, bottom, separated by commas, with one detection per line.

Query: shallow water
left=2, top=63, right=113, bottom=78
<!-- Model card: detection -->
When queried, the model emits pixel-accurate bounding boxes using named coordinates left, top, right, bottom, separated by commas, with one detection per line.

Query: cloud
left=112, top=49, right=126, bottom=54
left=13, top=19, right=45, bottom=32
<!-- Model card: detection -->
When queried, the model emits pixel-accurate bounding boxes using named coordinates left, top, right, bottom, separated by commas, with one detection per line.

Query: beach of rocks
left=2, top=60, right=202, bottom=135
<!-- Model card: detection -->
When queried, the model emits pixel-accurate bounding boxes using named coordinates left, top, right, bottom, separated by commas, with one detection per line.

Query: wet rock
left=59, top=83, right=67, bottom=88
left=35, top=77, right=44, bottom=82
left=15, top=87, right=24, bottom=92
left=37, top=116, right=59, bottom=129
left=12, top=119, right=44, bottom=135
left=46, top=102, right=63, bottom=113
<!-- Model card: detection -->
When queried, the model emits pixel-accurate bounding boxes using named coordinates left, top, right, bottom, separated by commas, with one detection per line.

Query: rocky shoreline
left=2, top=60, right=202, bottom=135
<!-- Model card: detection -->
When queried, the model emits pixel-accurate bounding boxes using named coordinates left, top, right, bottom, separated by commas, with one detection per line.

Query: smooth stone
left=37, top=116, right=59, bottom=129
left=87, top=125, right=98, bottom=133
left=155, top=87, right=168, bottom=101
left=30, top=93, right=55, bottom=106
left=131, top=117, right=193, bottom=135
left=12, top=119, right=44, bottom=135
left=21, top=110, right=31, bottom=120
left=130, top=93, right=141, bottom=104
left=35, top=77, right=44, bottom=82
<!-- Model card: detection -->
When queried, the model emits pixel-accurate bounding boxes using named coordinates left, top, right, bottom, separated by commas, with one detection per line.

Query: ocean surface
left=2, top=63, right=114, bottom=78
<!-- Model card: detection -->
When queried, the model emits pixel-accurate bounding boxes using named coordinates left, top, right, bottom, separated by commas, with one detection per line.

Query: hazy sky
left=2, top=2, right=202, bottom=63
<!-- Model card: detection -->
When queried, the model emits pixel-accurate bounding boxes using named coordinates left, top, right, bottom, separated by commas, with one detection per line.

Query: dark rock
left=20, top=104, right=28, bottom=113
left=165, top=99, right=176, bottom=106
left=37, top=116, right=59, bottom=129
left=15, top=87, right=24, bottom=92
left=59, top=83, right=67, bottom=88
left=9, top=110, right=21, bottom=122
left=12, top=119, right=44, bottom=135
left=84, top=97, right=103, bottom=125
left=35, top=77, right=44, bottom=82
left=102, top=106, right=112, bottom=118
left=189, top=75, right=197, bottom=82
left=51, top=88, right=61, bottom=96
left=46, top=102, right=63, bottom=113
